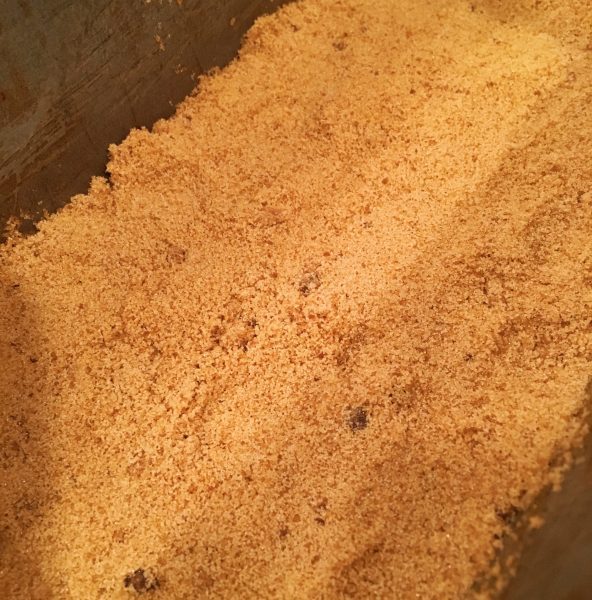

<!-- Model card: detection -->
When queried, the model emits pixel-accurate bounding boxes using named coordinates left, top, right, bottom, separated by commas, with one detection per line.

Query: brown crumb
left=348, top=406, right=368, bottom=432
left=123, top=568, right=159, bottom=593
left=495, top=505, right=522, bottom=526
left=298, top=271, right=321, bottom=296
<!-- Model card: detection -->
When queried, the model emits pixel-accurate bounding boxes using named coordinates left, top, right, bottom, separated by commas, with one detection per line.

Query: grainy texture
left=1, top=0, right=592, bottom=598
left=0, top=0, right=290, bottom=238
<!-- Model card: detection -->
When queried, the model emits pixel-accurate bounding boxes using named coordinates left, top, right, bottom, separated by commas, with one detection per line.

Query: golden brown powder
left=1, top=1, right=591, bottom=598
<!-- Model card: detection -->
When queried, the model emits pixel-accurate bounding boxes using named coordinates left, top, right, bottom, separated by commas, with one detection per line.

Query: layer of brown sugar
left=1, top=1, right=591, bottom=598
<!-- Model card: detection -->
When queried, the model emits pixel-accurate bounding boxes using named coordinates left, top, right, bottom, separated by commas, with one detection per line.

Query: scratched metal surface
left=502, top=431, right=592, bottom=600
left=0, top=0, right=288, bottom=238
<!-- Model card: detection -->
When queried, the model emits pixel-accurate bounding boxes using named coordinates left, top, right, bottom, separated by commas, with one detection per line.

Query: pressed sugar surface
left=1, top=1, right=592, bottom=598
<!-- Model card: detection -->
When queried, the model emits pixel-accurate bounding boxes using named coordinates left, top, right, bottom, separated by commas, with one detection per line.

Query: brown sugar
left=1, top=0, right=591, bottom=598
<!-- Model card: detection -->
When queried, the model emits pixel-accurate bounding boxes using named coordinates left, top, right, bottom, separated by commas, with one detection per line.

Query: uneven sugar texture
left=1, top=1, right=592, bottom=598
